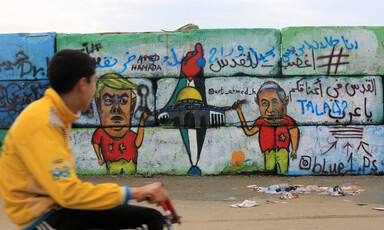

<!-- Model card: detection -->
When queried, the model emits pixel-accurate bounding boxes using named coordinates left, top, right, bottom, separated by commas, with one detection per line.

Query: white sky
left=0, top=0, right=383, bottom=34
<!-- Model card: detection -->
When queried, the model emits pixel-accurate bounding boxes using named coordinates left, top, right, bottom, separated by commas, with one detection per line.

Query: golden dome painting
left=176, top=87, right=203, bottom=102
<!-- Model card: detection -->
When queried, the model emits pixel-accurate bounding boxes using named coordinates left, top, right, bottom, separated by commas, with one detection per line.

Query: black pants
left=32, top=205, right=164, bottom=230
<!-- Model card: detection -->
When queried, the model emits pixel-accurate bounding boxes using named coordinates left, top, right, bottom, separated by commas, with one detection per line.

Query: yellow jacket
left=0, top=89, right=128, bottom=229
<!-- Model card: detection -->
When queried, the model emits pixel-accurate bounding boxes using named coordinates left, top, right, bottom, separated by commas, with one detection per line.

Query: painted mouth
left=112, top=127, right=123, bottom=131
left=110, top=116, right=124, bottom=123
left=264, top=116, right=281, bottom=122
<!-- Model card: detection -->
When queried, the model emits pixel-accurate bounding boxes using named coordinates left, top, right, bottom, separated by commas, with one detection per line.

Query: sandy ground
left=1, top=175, right=384, bottom=229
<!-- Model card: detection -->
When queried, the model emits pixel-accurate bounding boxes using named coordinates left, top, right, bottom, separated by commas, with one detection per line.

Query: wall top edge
left=55, top=28, right=280, bottom=36
left=0, top=32, right=56, bottom=36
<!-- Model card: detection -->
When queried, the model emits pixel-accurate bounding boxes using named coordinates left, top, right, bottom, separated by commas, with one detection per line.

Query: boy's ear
left=78, top=77, right=88, bottom=91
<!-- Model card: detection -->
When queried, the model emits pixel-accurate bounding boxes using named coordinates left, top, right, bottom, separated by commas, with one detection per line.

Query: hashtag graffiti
left=317, top=46, right=349, bottom=75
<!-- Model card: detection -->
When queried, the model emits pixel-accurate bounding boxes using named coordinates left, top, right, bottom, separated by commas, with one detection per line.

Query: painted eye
left=104, top=99, right=113, bottom=106
left=119, top=98, right=128, bottom=105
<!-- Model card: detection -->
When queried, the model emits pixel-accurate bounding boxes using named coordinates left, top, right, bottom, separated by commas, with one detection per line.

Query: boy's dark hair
left=48, top=49, right=96, bottom=94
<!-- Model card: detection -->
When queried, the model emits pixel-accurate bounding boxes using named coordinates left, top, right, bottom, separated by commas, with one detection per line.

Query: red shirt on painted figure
left=92, top=128, right=138, bottom=163
left=254, top=115, right=296, bottom=152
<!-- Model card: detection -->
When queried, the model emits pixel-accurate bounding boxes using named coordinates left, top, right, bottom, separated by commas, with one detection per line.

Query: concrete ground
left=1, top=175, right=384, bottom=229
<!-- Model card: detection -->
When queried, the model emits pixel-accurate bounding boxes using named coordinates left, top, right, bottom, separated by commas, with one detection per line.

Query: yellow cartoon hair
left=94, top=73, right=138, bottom=99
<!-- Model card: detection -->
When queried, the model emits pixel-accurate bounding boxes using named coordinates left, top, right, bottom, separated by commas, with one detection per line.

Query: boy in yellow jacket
left=0, top=49, right=167, bottom=230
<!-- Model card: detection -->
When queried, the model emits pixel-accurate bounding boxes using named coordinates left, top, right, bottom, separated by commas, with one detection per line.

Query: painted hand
left=181, top=43, right=206, bottom=80
left=232, top=100, right=243, bottom=112
left=291, top=150, right=297, bottom=160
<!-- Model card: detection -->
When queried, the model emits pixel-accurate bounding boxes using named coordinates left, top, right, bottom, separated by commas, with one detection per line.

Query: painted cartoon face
left=257, top=89, right=286, bottom=124
left=98, top=86, right=134, bottom=138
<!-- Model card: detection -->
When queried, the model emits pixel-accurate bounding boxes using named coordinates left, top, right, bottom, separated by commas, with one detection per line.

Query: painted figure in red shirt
left=92, top=73, right=148, bottom=174
left=233, top=81, right=299, bottom=174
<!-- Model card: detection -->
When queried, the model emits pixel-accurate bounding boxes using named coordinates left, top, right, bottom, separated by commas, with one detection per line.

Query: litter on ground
left=230, top=200, right=258, bottom=208
left=248, top=184, right=364, bottom=197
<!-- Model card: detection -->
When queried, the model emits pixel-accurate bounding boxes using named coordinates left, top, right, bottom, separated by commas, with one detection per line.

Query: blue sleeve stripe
left=22, top=210, right=55, bottom=230
left=124, top=187, right=130, bottom=205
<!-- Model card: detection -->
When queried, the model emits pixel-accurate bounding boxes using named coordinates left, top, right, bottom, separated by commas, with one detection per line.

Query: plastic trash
left=247, top=185, right=259, bottom=191
left=280, top=191, right=299, bottom=200
left=142, top=172, right=153, bottom=178
left=257, top=187, right=268, bottom=193
left=328, top=185, right=345, bottom=196
left=248, top=183, right=364, bottom=197
left=341, top=185, right=364, bottom=195
left=265, top=200, right=280, bottom=204
left=230, top=200, right=258, bottom=208
left=306, top=185, right=320, bottom=192
left=342, top=185, right=362, bottom=190
left=267, top=184, right=289, bottom=193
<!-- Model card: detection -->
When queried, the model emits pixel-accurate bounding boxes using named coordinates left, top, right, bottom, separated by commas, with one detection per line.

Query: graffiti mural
left=289, top=125, right=384, bottom=175
left=203, top=76, right=383, bottom=126
left=73, top=77, right=155, bottom=127
left=70, top=127, right=266, bottom=175
left=70, top=125, right=384, bottom=175
left=0, top=80, right=50, bottom=128
left=69, top=124, right=384, bottom=175
left=1, top=27, right=384, bottom=176
left=282, top=27, right=384, bottom=76
left=57, top=29, right=281, bottom=77
left=232, top=81, right=299, bottom=174
left=0, top=33, right=55, bottom=80
left=157, top=43, right=207, bottom=175
left=156, top=43, right=259, bottom=175
left=92, top=73, right=151, bottom=174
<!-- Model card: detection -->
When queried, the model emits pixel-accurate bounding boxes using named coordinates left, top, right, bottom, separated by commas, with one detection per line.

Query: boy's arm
left=21, top=126, right=127, bottom=210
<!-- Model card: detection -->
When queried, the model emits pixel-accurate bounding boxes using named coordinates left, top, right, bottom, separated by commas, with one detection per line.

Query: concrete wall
left=1, top=27, right=384, bottom=175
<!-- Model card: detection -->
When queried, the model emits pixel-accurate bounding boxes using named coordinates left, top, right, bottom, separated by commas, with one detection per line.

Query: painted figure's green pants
left=264, top=149, right=289, bottom=174
left=106, top=159, right=136, bottom=174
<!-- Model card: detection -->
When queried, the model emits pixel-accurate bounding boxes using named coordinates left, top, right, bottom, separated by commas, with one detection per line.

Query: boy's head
left=48, top=49, right=96, bottom=94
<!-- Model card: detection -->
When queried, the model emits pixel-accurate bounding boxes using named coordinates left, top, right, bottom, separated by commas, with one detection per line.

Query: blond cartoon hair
left=94, top=73, right=138, bottom=100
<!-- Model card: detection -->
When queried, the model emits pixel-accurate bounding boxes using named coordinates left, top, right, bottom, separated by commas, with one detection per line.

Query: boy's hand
left=130, top=182, right=167, bottom=206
